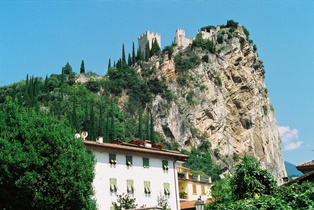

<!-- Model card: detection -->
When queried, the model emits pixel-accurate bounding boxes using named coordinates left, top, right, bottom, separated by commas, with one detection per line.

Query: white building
left=84, top=139, right=188, bottom=210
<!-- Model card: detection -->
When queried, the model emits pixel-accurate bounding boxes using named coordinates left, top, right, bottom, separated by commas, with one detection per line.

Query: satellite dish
left=74, top=133, right=81, bottom=139
left=81, top=131, right=88, bottom=140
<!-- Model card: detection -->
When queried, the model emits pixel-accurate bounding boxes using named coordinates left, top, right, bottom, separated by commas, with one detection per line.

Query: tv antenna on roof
left=81, top=131, right=88, bottom=140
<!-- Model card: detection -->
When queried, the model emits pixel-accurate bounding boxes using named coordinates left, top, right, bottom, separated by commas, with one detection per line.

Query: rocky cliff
left=136, top=24, right=286, bottom=184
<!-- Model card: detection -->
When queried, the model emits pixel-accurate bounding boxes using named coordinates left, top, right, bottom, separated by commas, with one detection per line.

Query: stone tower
left=138, top=30, right=161, bottom=55
left=175, top=29, right=192, bottom=49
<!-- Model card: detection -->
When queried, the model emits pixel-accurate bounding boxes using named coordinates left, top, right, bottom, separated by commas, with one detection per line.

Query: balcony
left=177, top=167, right=212, bottom=183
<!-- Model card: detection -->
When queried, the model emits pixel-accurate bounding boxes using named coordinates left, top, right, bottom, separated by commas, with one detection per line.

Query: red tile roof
left=84, top=140, right=189, bottom=161
left=296, top=160, right=314, bottom=167
left=180, top=198, right=214, bottom=209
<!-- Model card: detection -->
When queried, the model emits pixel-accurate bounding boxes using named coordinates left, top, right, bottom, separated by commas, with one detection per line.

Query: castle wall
left=138, top=30, right=161, bottom=55
left=175, top=29, right=193, bottom=49
left=175, top=26, right=221, bottom=49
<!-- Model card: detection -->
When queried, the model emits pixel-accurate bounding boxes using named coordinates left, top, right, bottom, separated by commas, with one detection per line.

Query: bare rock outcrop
left=144, top=25, right=286, bottom=184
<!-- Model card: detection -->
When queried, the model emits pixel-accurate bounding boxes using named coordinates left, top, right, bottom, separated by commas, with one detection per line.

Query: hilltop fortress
left=138, top=30, right=161, bottom=55
left=138, top=27, right=221, bottom=51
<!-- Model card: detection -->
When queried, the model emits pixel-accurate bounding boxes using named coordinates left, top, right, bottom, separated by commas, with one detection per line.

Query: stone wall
left=138, top=30, right=161, bottom=55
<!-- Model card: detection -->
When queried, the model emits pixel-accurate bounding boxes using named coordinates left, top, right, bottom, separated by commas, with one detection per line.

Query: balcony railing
left=178, top=172, right=211, bottom=183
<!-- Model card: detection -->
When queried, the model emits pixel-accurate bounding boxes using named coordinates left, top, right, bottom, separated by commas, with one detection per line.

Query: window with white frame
left=127, top=179, right=134, bottom=194
left=144, top=181, right=151, bottom=194
left=110, top=178, right=118, bottom=192
left=164, top=183, right=170, bottom=195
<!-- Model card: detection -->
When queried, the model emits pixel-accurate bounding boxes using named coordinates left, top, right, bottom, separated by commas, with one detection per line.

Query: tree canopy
left=230, top=156, right=277, bottom=200
left=0, top=98, right=96, bottom=209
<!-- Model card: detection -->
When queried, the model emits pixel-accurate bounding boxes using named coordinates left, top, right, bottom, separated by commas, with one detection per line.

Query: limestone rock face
left=142, top=26, right=286, bottom=184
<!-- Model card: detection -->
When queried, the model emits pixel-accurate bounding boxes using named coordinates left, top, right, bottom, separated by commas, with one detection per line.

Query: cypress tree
left=151, top=38, right=161, bottom=56
left=108, top=59, right=111, bottom=70
left=105, top=117, right=110, bottom=143
left=72, top=90, right=79, bottom=132
left=137, top=47, right=143, bottom=61
left=128, top=53, right=132, bottom=66
left=98, top=104, right=105, bottom=137
left=138, top=110, right=143, bottom=140
left=62, top=62, right=72, bottom=74
left=132, top=42, right=136, bottom=64
left=122, top=44, right=126, bottom=66
left=145, top=42, right=150, bottom=61
left=110, top=115, right=116, bottom=142
left=80, top=60, right=85, bottom=74
left=145, top=115, right=150, bottom=140
left=89, top=105, right=96, bottom=141
left=83, top=103, right=89, bottom=132
left=44, top=75, right=49, bottom=93
left=150, top=113, right=155, bottom=143
left=116, top=59, right=121, bottom=70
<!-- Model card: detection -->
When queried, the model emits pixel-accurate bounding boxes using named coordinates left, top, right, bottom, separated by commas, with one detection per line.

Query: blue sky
left=0, top=1, right=313, bottom=165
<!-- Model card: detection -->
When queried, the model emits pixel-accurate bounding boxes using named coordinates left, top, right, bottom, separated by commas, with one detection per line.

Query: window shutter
left=143, top=158, right=149, bottom=168
left=192, top=184, right=197, bottom=194
left=144, top=181, right=151, bottom=194
left=164, top=183, right=170, bottom=195
left=126, top=156, right=133, bottom=166
left=162, top=160, right=169, bottom=170
left=109, top=154, right=117, bottom=164
left=127, top=180, right=134, bottom=193
left=110, top=178, right=117, bottom=192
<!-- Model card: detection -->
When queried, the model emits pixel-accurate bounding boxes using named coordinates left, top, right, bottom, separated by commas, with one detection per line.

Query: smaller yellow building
left=176, top=161, right=213, bottom=207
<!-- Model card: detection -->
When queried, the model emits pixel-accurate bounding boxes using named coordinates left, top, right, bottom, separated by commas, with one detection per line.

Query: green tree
left=138, top=109, right=143, bottom=139
left=0, top=98, right=96, bottom=209
left=145, top=42, right=150, bottom=61
left=136, top=47, right=143, bottom=61
left=132, top=42, right=136, bottom=64
left=210, top=174, right=232, bottom=202
left=163, top=45, right=174, bottom=60
left=150, top=38, right=160, bottom=56
left=127, top=53, right=132, bottom=66
left=121, top=44, right=126, bottom=66
left=112, top=193, right=137, bottom=210
left=108, top=58, right=111, bottom=70
left=62, top=62, right=72, bottom=74
left=230, top=156, right=277, bottom=200
left=80, top=60, right=85, bottom=74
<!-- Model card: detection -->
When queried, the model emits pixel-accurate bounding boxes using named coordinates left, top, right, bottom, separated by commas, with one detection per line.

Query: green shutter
left=109, top=154, right=116, bottom=164
left=143, top=158, right=149, bottom=168
left=126, top=156, right=133, bottom=166
left=127, top=180, right=134, bottom=193
left=162, top=160, right=169, bottom=170
left=144, top=181, right=151, bottom=194
left=110, top=178, right=117, bottom=192
left=164, top=183, right=170, bottom=195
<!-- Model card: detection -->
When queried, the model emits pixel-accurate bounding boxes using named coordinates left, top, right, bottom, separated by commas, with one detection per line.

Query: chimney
left=144, top=140, right=152, bottom=148
left=96, top=136, right=103, bottom=144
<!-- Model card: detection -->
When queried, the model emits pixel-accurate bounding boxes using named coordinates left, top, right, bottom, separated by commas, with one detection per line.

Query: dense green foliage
left=0, top=98, right=96, bottom=209
left=207, top=181, right=314, bottom=210
left=205, top=156, right=314, bottom=210
left=181, top=142, right=221, bottom=181
left=192, top=33, right=215, bottom=53
left=230, top=156, right=276, bottom=200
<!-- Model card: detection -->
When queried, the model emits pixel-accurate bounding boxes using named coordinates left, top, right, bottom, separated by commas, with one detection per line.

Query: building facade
left=84, top=139, right=188, bottom=210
